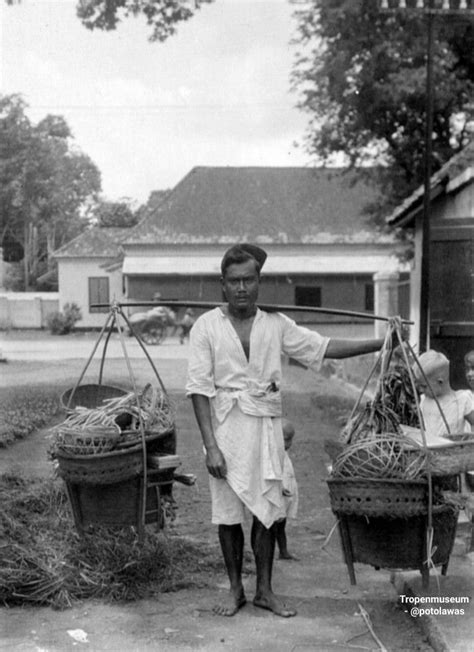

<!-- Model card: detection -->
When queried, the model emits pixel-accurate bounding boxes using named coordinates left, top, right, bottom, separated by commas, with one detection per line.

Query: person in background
left=413, top=350, right=474, bottom=437
left=464, top=350, right=474, bottom=395
left=275, top=419, right=299, bottom=561
left=179, top=308, right=195, bottom=344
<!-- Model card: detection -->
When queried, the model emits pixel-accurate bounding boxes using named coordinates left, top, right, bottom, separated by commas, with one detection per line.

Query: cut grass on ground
left=0, top=474, right=227, bottom=609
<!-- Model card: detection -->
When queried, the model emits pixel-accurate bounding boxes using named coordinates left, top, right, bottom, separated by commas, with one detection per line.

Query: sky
left=0, top=0, right=312, bottom=204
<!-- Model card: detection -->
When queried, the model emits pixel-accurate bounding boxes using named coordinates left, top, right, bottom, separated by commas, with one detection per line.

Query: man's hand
left=206, top=446, right=227, bottom=479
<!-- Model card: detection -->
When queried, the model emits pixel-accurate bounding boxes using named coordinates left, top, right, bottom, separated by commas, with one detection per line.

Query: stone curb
left=391, top=573, right=451, bottom=652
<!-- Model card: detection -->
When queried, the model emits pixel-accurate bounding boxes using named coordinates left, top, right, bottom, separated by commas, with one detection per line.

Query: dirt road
left=1, top=353, right=432, bottom=651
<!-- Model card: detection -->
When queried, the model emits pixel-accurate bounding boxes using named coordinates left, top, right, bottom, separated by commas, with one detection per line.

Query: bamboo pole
left=91, top=300, right=412, bottom=324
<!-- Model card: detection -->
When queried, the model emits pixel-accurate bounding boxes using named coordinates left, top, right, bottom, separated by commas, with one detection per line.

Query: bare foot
left=253, top=593, right=296, bottom=617
left=278, top=551, right=299, bottom=561
left=213, top=590, right=246, bottom=617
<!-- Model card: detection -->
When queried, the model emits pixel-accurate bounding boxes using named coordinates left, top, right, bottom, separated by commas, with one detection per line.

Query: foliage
left=46, top=302, right=82, bottom=335
left=76, top=0, right=215, bottom=41
left=0, top=94, right=102, bottom=290
left=95, top=200, right=138, bottom=227
left=0, top=474, right=223, bottom=609
left=291, top=0, right=474, bottom=218
left=2, top=261, right=24, bottom=291
left=0, top=386, right=59, bottom=447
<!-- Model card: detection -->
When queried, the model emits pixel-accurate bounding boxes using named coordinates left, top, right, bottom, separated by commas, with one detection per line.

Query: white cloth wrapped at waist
left=211, top=382, right=285, bottom=527
left=213, top=381, right=282, bottom=424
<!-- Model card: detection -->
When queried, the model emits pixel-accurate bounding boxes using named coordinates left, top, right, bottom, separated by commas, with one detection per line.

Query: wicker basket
left=54, top=425, right=120, bottom=455
left=60, top=384, right=127, bottom=412
left=327, top=478, right=430, bottom=517
left=406, top=433, right=474, bottom=476
left=56, top=445, right=144, bottom=485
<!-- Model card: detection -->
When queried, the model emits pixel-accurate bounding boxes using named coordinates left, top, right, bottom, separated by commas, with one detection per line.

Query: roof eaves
left=446, top=167, right=474, bottom=194
left=387, top=183, right=446, bottom=227
left=387, top=143, right=474, bottom=227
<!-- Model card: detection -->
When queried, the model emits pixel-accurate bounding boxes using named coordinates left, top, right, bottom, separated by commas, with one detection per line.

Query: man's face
left=465, top=354, right=474, bottom=391
left=221, top=259, right=260, bottom=314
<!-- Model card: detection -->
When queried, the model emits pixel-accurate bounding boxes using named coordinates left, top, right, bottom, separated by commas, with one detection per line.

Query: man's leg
left=213, top=523, right=247, bottom=616
left=251, top=517, right=296, bottom=617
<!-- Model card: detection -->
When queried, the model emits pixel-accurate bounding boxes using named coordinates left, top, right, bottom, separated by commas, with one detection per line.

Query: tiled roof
left=125, top=166, right=387, bottom=245
left=53, top=227, right=131, bottom=258
left=387, top=140, right=474, bottom=226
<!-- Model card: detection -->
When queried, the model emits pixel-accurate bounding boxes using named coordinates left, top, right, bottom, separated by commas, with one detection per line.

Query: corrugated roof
left=386, top=141, right=474, bottom=226
left=53, top=227, right=131, bottom=258
left=125, top=166, right=386, bottom=245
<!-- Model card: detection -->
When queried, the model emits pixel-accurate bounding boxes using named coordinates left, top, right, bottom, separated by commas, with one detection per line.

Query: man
left=186, top=244, right=392, bottom=618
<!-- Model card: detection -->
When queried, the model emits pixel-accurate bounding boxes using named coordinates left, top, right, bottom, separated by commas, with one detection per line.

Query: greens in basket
left=49, top=385, right=175, bottom=456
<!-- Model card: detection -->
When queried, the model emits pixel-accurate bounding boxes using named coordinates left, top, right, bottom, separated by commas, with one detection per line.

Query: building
left=53, top=226, right=129, bottom=328
left=387, top=142, right=474, bottom=388
left=55, top=167, right=409, bottom=336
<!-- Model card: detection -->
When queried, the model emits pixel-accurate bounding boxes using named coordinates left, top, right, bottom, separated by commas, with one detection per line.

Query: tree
left=95, top=200, right=139, bottom=227
left=0, top=94, right=101, bottom=290
left=291, top=0, right=474, bottom=216
left=76, top=0, right=214, bottom=41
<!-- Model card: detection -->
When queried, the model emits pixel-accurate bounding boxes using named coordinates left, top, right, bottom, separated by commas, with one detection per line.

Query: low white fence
left=0, top=292, right=59, bottom=329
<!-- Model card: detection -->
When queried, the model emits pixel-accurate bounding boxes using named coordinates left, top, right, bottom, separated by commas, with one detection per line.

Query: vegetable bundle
left=50, top=384, right=175, bottom=456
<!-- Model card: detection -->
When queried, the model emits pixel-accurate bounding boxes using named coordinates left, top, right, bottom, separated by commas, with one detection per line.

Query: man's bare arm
left=190, top=394, right=227, bottom=479
left=325, top=338, right=384, bottom=359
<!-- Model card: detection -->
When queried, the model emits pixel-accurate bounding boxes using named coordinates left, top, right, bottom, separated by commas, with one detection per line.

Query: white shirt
left=185, top=307, right=329, bottom=527
left=420, top=390, right=474, bottom=438
left=185, top=307, right=330, bottom=404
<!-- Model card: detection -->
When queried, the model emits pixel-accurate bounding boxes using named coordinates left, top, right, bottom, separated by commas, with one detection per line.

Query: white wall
left=0, top=293, right=59, bottom=329
left=57, top=258, right=125, bottom=328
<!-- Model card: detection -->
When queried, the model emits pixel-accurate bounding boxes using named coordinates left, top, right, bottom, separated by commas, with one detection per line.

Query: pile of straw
left=0, top=474, right=221, bottom=609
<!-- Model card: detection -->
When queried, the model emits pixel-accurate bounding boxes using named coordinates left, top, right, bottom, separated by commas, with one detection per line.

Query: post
left=373, top=271, right=400, bottom=339
left=419, top=2, right=435, bottom=352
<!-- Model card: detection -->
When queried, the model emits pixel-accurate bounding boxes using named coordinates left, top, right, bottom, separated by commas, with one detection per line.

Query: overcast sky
left=1, top=0, right=312, bottom=203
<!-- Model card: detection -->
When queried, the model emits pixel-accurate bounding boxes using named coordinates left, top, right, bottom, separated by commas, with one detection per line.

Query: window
left=295, top=286, right=321, bottom=307
left=89, top=277, right=110, bottom=313
left=365, top=283, right=374, bottom=312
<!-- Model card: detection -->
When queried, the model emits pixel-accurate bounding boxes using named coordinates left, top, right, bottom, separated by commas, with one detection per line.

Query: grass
left=0, top=385, right=60, bottom=447
left=0, top=473, right=227, bottom=610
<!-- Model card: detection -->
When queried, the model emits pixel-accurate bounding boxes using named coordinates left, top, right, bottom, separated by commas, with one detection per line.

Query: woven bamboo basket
left=56, top=445, right=143, bottom=485
left=54, top=425, right=120, bottom=455
left=407, top=433, right=474, bottom=476
left=60, top=384, right=127, bottom=412
left=327, top=478, right=430, bottom=518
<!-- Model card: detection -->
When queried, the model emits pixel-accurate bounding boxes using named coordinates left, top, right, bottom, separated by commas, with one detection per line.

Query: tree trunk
left=23, top=222, right=29, bottom=291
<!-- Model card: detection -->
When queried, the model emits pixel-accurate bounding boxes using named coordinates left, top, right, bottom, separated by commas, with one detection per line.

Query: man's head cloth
left=221, top=244, right=267, bottom=276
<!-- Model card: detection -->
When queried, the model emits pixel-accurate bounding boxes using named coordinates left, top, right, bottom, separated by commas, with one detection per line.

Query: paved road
left=0, top=330, right=190, bottom=361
